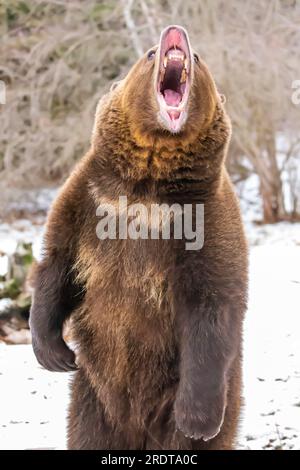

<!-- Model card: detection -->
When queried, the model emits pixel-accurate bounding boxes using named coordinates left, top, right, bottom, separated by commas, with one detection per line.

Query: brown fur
left=30, top=37, right=248, bottom=450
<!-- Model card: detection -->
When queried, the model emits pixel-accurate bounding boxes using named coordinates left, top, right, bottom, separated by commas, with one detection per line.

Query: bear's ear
left=110, top=81, right=121, bottom=92
left=219, top=93, right=226, bottom=104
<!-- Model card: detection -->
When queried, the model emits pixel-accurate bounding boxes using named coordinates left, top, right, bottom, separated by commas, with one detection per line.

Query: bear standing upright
left=30, top=25, right=248, bottom=450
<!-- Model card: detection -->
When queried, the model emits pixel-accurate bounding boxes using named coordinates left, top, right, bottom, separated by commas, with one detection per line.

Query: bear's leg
left=67, top=370, right=130, bottom=450
left=187, top=355, right=242, bottom=450
left=197, top=355, right=242, bottom=450
left=146, top=356, right=241, bottom=450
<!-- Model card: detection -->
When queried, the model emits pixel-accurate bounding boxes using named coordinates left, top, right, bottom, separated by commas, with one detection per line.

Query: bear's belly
left=72, top=261, right=178, bottom=424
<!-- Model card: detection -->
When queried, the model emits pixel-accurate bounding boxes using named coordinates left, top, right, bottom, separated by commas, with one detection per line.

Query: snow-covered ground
left=240, top=242, right=300, bottom=450
left=0, top=344, right=70, bottom=450
left=0, top=187, right=300, bottom=450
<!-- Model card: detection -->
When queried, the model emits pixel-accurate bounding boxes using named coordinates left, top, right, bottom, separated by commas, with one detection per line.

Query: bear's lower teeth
left=180, top=69, right=186, bottom=84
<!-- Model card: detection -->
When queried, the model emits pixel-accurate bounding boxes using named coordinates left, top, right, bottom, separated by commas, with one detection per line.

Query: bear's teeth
left=167, top=53, right=184, bottom=61
left=180, top=69, right=187, bottom=83
left=160, top=67, right=166, bottom=81
left=164, top=49, right=185, bottom=67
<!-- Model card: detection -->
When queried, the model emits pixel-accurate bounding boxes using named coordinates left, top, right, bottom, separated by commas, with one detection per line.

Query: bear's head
left=119, top=25, right=224, bottom=143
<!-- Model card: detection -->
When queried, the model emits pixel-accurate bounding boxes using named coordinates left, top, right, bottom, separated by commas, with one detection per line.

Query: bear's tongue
left=163, top=89, right=182, bottom=107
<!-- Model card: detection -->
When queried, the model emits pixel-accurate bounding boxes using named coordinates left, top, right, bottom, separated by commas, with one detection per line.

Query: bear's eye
left=147, top=50, right=156, bottom=60
left=194, top=53, right=200, bottom=64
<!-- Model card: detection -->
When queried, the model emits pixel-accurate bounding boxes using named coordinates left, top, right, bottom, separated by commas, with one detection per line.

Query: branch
left=140, top=0, right=157, bottom=43
left=122, top=0, right=143, bottom=58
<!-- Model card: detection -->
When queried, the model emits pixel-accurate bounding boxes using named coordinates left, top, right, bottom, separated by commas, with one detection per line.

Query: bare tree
left=158, top=0, right=300, bottom=222
left=0, top=0, right=299, bottom=222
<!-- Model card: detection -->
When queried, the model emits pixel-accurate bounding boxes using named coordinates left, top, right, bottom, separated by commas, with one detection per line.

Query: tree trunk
left=254, top=132, right=287, bottom=224
left=259, top=139, right=286, bottom=223
left=259, top=173, right=286, bottom=223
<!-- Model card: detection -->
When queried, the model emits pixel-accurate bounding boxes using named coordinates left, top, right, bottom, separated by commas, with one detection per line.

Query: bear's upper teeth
left=163, top=48, right=185, bottom=68
left=167, top=52, right=184, bottom=61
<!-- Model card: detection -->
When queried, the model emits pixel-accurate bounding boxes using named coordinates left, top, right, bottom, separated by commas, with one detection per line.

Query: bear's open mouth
left=156, top=26, right=192, bottom=133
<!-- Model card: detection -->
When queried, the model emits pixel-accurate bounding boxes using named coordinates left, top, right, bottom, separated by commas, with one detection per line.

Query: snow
left=0, top=187, right=58, bottom=219
left=0, top=219, right=44, bottom=261
left=236, top=173, right=263, bottom=223
left=0, top=187, right=300, bottom=450
left=0, top=344, right=70, bottom=450
left=239, top=244, right=300, bottom=449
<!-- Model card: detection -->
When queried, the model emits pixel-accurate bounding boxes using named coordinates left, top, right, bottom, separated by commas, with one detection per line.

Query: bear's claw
left=174, top=384, right=226, bottom=442
left=32, top=334, right=78, bottom=373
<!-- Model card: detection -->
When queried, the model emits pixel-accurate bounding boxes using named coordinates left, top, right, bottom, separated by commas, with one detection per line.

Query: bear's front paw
left=174, top=382, right=227, bottom=442
left=32, top=332, right=78, bottom=373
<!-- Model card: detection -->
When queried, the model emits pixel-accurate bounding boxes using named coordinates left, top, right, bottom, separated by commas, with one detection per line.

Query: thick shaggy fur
left=30, top=39, right=248, bottom=450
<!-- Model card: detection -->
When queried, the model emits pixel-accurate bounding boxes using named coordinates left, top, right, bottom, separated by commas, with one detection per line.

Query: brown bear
left=30, top=25, right=248, bottom=450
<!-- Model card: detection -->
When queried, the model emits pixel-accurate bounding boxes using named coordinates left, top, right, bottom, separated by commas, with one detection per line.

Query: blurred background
left=0, top=0, right=300, bottom=450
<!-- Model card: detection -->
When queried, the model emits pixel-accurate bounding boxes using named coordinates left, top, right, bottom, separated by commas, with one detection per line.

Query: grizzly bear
left=30, top=25, right=248, bottom=450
